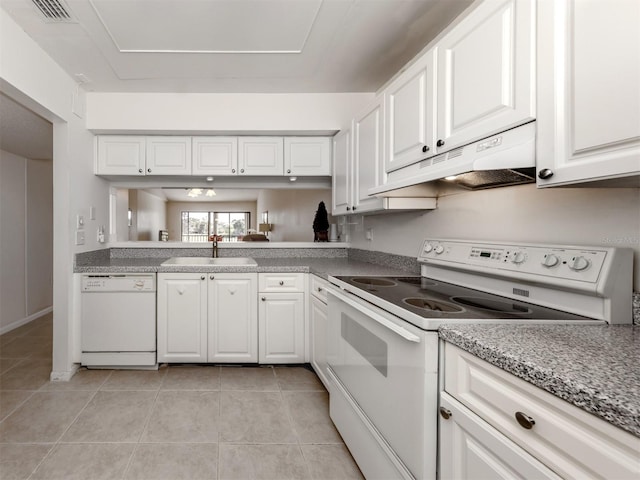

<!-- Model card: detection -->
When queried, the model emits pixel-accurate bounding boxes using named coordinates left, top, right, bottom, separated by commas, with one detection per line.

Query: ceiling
left=0, top=0, right=473, bottom=93
left=157, top=187, right=260, bottom=203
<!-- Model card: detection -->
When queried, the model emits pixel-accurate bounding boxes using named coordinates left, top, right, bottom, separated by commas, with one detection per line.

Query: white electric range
left=326, top=239, right=632, bottom=480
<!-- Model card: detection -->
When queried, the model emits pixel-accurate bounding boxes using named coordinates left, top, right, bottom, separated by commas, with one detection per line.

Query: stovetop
left=331, top=275, right=596, bottom=325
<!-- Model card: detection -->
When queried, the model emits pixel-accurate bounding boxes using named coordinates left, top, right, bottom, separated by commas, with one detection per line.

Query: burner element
left=403, top=298, right=464, bottom=313
left=452, top=296, right=532, bottom=314
left=351, top=277, right=397, bottom=287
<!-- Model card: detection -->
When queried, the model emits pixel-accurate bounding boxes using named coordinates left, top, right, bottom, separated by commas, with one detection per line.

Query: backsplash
left=633, top=292, right=640, bottom=325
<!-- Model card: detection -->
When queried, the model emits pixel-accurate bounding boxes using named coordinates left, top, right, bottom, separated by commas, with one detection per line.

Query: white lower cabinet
left=309, top=275, right=330, bottom=389
left=157, top=273, right=257, bottom=363
left=441, top=343, right=640, bottom=479
left=258, top=273, right=305, bottom=363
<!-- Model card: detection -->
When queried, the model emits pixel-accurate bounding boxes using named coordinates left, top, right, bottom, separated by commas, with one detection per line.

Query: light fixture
left=206, top=176, right=214, bottom=182
left=444, top=175, right=458, bottom=181
left=289, top=176, right=297, bottom=182
left=205, top=189, right=216, bottom=197
left=187, top=188, right=202, bottom=198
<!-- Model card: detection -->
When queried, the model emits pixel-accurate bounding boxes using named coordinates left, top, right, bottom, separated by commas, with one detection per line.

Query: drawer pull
left=209, top=275, right=215, bottom=280
left=317, top=287, right=323, bottom=292
left=279, top=281, right=284, bottom=286
left=439, top=407, right=452, bottom=420
left=515, top=411, right=535, bottom=429
left=261, top=297, right=266, bottom=301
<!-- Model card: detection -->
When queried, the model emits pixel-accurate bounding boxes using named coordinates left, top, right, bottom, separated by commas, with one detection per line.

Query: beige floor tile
left=162, top=365, right=220, bottom=390
left=125, top=443, right=218, bottom=480
left=39, top=368, right=112, bottom=391
left=302, top=444, right=364, bottom=480
left=220, top=366, right=278, bottom=391
left=0, top=336, right=20, bottom=348
left=284, top=391, right=342, bottom=444
left=61, top=390, right=156, bottom=443
left=219, top=391, right=297, bottom=444
left=275, top=367, right=325, bottom=391
left=0, top=390, right=34, bottom=421
left=219, top=444, right=309, bottom=480
left=30, top=443, right=135, bottom=480
left=0, top=443, right=53, bottom=480
left=0, top=391, right=93, bottom=443
left=100, top=368, right=167, bottom=390
left=0, top=358, right=25, bottom=375
left=0, top=359, right=53, bottom=390
left=22, top=323, right=52, bottom=338
left=141, top=391, right=220, bottom=443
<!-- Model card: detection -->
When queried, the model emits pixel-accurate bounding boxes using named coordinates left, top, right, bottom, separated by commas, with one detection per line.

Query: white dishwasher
left=81, top=274, right=157, bottom=367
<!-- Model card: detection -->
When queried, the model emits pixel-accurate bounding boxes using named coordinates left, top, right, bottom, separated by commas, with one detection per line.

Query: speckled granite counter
left=74, top=256, right=416, bottom=278
left=439, top=324, right=640, bottom=437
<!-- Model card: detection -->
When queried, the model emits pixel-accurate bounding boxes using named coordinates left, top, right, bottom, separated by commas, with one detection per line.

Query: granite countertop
left=73, top=256, right=414, bottom=279
left=439, top=324, right=640, bottom=437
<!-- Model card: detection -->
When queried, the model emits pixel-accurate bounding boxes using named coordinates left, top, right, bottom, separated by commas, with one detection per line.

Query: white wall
left=257, top=189, right=334, bottom=242
left=166, top=200, right=257, bottom=241
left=0, top=150, right=53, bottom=333
left=129, top=189, right=167, bottom=241
left=349, top=184, right=640, bottom=289
left=86, top=93, right=372, bottom=133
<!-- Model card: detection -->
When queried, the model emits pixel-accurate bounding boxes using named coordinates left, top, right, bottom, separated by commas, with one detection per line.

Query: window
left=181, top=211, right=250, bottom=242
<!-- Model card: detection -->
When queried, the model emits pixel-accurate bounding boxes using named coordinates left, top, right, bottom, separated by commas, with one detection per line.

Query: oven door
left=327, top=287, right=438, bottom=480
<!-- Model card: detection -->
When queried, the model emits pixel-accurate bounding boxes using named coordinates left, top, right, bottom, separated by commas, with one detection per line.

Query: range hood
left=369, top=121, right=536, bottom=196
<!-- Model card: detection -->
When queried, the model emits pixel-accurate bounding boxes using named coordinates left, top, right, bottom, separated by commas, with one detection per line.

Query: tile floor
left=0, top=314, right=363, bottom=479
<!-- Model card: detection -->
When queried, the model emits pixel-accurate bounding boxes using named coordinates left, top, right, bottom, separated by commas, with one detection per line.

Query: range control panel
left=418, top=239, right=609, bottom=284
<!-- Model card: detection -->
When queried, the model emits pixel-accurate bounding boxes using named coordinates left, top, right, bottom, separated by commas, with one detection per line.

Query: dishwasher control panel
left=82, top=274, right=156, bottom=292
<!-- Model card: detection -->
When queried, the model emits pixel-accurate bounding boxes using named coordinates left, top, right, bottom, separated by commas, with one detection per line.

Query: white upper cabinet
left=332, top=129, right=352, bottom=215
left=353, top=96, right=385, bottom=213
left=145, top=136, right=192, bottom=175
left=435, top=0, right=535, bottom=153
left=96, top=136, right=146, bottom=175
left=238, top=137, right=284, bottom=175
left=384, top=48, right=437, bottom=173
left=192, top=137, right=238, bottom=175
left=536, top=0, right=640, bottom=187
left=284, top=137, right=332, bottom=176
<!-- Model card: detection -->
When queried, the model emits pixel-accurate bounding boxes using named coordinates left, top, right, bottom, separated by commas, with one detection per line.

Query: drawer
left=259, top=273, right=305, bottom=292
left=310, top=275, right=329, bottom=303
left=444, top=343, right=640, bottom=479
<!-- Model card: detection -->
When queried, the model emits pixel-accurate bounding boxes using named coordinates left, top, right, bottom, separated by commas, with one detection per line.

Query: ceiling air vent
left=31, top=0, right=75, bottom=22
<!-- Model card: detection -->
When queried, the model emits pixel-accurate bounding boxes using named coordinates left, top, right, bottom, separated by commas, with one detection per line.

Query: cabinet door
left=384, top=48, right=436, bottom=172
left=157, top=273, right=208, bottom=363
left=353, top=96, right=385, bottom=213
left=238, top=137, right=284, bottom=175
left=96, top=136, right=146, bottom=175
left=536, top=0, right=640, bottom=186
left=284, top=137, right=332, bottom=176
left=331, top=129, right=352, bottom=215
left=192, top=137, right=238, bottom=175
left=208, top=274, right=257, bottom=363
left=436, top=0, right=535, bottom=153
left=146, top=136, right=192, bottom=175
left=310, top=295, right=329, bottom=390
left=259, top=293, right=304, bottom=363
left=439, top=393, right=560, bottom=480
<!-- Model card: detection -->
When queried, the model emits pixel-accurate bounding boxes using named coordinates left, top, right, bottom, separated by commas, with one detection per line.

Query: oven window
left=341, top=314, right=388, bottom=377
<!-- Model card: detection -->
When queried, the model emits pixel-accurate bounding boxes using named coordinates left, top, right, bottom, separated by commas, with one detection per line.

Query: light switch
left=76, top=215, right=85, bottom=229
left=75, top=230, right=85, bottom=245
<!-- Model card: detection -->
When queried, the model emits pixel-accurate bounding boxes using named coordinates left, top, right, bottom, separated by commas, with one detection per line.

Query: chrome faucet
left=212, top=237, right=218, bottom=258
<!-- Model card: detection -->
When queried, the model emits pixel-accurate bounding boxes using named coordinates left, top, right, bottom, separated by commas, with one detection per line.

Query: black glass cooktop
left=334, top=275, right=594, bottom=321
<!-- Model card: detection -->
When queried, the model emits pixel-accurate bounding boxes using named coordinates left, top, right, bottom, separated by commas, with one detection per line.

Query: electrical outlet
left=75, top=230, right=85, bottom=245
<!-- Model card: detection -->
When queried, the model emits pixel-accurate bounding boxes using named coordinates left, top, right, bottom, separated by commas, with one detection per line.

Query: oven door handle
left=327, top=288, right=421, bottom=343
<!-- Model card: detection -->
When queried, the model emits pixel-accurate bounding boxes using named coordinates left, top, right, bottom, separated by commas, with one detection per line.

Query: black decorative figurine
left=313, top=201, right=330, bottom=242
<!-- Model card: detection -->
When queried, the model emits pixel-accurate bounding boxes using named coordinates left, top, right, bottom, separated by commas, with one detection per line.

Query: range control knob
left=434, top=245, right=445, bottom=255
left=541, top=254, right=559, bottom=268
left=568, top=255, right=591, bottom=271
left=423, top=243, right=433, bottom=253
left=511, top=251, right=527, bottom=264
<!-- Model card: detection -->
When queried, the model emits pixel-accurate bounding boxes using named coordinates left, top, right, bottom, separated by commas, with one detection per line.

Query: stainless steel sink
left=161, top=257, right=258, bottom=267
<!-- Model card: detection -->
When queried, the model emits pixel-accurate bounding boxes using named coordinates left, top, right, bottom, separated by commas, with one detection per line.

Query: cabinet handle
left=232, top=169, right=236, bottom=173
left=317, top=287, right=323, bottom=292
left=279, top=281, right=284, bottom=286
left=261, top=296, right=266, bottom=301
left=439, top=407, right=452, bottom=420
left=147, top=168, right=152, bottom=173
left=240, top=168, right=245, bottom=173
left=422, top=145, right=430, bottom=153
left=436, top=139, right=445, bottom=147
left=209, top=275, right=215, bottom=280
left=138, top=168, right=143, bottom=174
left=200, top=276, right=206, bottom=281
left=346, top=206, right=351, bottom=211
left=515, top=411, right=535, bottom=429
left=538, top=168, right=554, bottom=180
left=352, top=206, right=357, bottom=211
left=287, top=169, right=291, bottom=174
